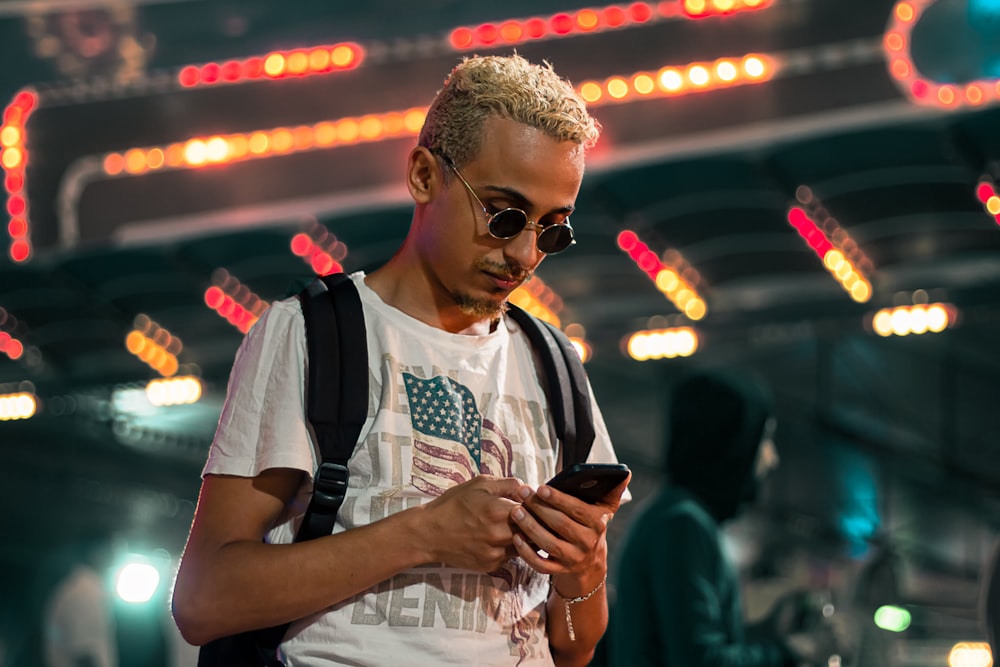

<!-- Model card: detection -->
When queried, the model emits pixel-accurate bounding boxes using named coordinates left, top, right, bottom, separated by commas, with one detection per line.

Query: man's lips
left=483, top=271, right=524, bottom=290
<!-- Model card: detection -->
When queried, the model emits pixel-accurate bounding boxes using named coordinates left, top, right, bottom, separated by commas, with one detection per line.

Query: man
left=608, top=370, right=839, bottom=666
left=43, top=533, right=117, bottom=667
left=172, top=54, right=629, bottom=666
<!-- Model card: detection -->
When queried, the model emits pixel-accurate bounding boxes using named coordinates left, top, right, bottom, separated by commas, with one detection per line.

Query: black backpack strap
left=506, top=304, right=596, bottom=467
left=246, top=274, right=368, bottom=664
left=199, top=274, right=368, bottom=667
left=296, top=272, right=368, bottom=542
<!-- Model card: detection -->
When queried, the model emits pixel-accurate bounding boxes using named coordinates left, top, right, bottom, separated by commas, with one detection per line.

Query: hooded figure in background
left=608, top=370, right=839, bottom=667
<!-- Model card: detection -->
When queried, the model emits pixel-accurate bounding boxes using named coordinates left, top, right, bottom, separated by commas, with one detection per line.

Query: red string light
left=448, top=1, right=769, bottom=51
left=177, top=42, right=364, bottom=88
left=1, top=89, right=37, bottom=263
left=617, top=230, right=708, bottom=319
left=205, top=269, right=270, bottom=334
left=976, top=179, right=1000, bottom=225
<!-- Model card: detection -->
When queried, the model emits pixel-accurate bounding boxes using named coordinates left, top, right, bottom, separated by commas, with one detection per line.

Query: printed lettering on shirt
left=347, top=567, right=548, bottom=661
left=482, top=392, right=552, bottom=454
left=380, top=354, right=413, bottom=415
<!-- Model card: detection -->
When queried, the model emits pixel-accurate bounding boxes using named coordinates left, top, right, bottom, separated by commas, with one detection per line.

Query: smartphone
left=545, top=463, right=630, bottom=504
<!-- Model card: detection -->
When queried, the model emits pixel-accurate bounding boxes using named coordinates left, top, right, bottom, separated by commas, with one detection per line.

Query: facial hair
left=450, top=257, right=532, bottom=321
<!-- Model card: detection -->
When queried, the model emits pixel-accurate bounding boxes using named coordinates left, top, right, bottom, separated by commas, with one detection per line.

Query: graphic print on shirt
left=400, top=370, right=543, bottom=664
left=403, top=371, right=514, bottom=491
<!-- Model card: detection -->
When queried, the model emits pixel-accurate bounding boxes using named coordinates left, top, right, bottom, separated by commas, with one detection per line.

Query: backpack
left=197, top=272, right=597, bottom=666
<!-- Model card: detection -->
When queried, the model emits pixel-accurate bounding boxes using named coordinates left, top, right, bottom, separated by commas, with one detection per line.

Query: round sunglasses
left=445, top=159, right=576, bottom=254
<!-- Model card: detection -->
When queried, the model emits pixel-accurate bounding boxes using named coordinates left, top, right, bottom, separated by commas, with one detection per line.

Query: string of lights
left=125, top=314, right=183, bottom=377
left=616, top=229, right=708, bottom=320
left=204, top=269, right=270, bottom=334
left=178, top=42, right=364, bottom=89
left=884, top=0, right=1000, bottom=109
left=624, top=326, right=700, bottom=360
left=869, top=301, right=957, bottom=337
left=16, top=27, right=902, bottom=262
left=448, top=1, right=773, bottom=51
left=786, top=201, right=872, bottom=304
left=0, top=390, right=37, bottom=420
left=291, top=220, right=349, bottom=276
left=578, top=53, right=773, bottom=105
left=976, top=180, right=1000, bottom=226
left=1, top=90, right=37, bottom=262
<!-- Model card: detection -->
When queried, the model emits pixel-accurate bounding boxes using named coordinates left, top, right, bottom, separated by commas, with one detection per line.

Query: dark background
left=1, top=0, right=998, bottom=664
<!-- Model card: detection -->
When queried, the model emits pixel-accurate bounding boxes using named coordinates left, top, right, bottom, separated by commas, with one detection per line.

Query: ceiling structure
left=1, top=0, right=999, bottom=659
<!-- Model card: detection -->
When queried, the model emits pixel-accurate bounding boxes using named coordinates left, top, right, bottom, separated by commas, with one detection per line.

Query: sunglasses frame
left=443, top=157, right=576, bottom=255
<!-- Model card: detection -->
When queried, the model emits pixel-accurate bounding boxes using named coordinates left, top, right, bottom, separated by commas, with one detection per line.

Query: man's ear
left=406, top=147, right=439, bottom=204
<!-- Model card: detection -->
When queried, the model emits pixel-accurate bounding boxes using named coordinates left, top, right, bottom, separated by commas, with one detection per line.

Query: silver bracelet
left=552, top=575, right=607, bottom=642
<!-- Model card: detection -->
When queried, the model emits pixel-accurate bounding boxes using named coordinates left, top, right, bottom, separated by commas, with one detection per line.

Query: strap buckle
left=312, top=461, right=350, bottom=511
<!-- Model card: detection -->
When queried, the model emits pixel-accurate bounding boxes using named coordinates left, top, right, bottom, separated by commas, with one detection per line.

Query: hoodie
left=666, top=370, right=773, bottom=523
left=608, top=370, right=791, bottom=667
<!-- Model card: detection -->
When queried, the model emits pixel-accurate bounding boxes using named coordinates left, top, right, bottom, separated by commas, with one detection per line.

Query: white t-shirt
left=204, top=271, right=620, bottom=666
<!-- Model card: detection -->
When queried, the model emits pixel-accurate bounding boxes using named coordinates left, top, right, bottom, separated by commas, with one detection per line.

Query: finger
left=601, top=473, right=632, bottom=510
left=479, top=475, right=528, bottom=501
left=511, top=503, right=590, bottom=566
left=511, top=533, right=568, bottom=576
left=526, top=502, right=596, bottom=551
left=510, top=504, right=562, bottom=557
left=528, top=488, right=608, bottom=534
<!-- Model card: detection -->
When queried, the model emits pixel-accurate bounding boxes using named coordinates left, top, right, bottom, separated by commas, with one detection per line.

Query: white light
left=115, top=561, right=161, bottom=603
left=688, top=65, right=710, bottom=87
left=675, top=328, right=699, bottom=356
left=909, top=305, right=928, bottom=334
left=948, top=642, right=992, bottom=667
left=627, top=328, right=699, bottom=360
left=873, top=309, right=893, bottom=336
left=146, top=376, right=203, bottom=406
left=716, top=60, right=738, bottom=81
left=890, top=308, right=911, bottom=336
left=652, top=335, right=668, bottom=357
left=569, top=337, right=591, bottom=363
left=659, top=69, right=683, bottom=91
left=627, top=333, right=651, bottom=361
left=184, top=140, right=207, bottom=164
left=205, top=136, right=229, bottom=162
left=743, top=56, right=766, bottom=78
left=927, top=304, right=949, bottom=332
left=0, top=392, right=36, bottom=420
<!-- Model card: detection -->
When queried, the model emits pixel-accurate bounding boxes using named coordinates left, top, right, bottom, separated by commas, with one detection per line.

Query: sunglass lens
left=537, top=225, right=574, bottom=254
left=488, top=210, right=528, bottom=239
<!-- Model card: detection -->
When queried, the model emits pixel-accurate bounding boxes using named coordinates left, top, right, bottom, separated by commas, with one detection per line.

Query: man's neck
left=364, top=264, right=498, bottom=335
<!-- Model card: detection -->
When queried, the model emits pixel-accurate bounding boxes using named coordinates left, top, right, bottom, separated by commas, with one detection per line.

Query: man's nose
left=503, top=225, right=542, bottom=267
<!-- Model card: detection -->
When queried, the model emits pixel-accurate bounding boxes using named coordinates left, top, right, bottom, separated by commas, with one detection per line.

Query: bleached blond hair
left=418, top=53, right=601, bottom=169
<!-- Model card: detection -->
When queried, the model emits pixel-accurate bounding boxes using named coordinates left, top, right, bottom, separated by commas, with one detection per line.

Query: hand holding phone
left=545, top=463, right=630, bottom=504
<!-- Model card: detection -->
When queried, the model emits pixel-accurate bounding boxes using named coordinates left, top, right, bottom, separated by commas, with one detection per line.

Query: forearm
left=547, top=570, right=609, bottom=667
left=173, top=505, right=428, bottom=645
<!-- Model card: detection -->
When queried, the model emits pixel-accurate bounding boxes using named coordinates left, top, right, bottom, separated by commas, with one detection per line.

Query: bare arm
left=510, top=474, right=631, bottom=667
left=172, top=469, right=525, bottom=646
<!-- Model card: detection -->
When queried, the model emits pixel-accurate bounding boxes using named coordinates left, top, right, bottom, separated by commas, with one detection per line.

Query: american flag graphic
left=404, top=372, right=513, bottom=495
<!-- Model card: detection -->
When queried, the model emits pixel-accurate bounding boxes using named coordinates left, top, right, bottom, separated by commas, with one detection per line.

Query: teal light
left=970, top=0, right=1000, bottom=19
left=874, top=605, right=912, bottom=632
